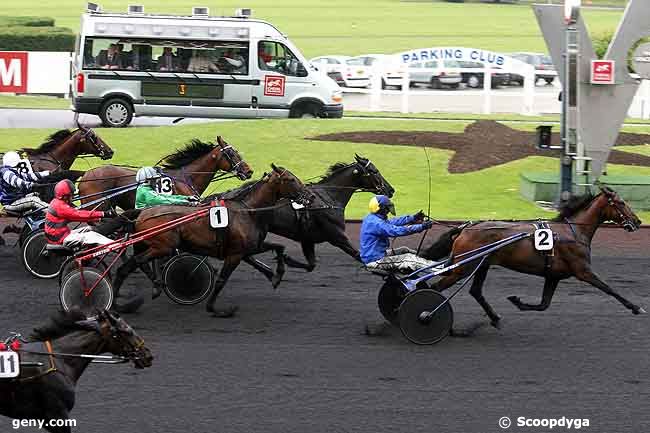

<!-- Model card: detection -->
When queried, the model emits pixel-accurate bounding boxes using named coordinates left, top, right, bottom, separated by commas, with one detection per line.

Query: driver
left=360, top=195, right=435, bottom=273
left=134, top=166, right=199, bottom=209
left=0, top=151, right=50, bottom=215
left=45, top=179, right=118, bottom=248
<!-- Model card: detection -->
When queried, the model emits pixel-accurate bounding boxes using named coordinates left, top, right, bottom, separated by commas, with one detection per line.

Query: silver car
left=408, top=60, right=462, bottom=89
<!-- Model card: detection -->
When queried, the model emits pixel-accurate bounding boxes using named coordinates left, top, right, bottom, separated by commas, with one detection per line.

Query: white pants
left=4, top=194, right=48, bottom=215
left=63, top=226, right=114, bottom=248
left=366, top=247, right=440, bottom=274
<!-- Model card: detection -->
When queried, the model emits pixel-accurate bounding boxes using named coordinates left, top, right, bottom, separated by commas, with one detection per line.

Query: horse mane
left=29, top=309, right=89, bottom=342
left=158, top=139, right=215, bottom=169
left=316, top=161, right=351, bottom=183
left=551, top=192, right=596, bottom=222
left=21, top=129, right=74, bottom=155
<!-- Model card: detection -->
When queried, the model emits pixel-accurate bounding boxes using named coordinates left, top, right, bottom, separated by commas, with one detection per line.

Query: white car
left=349, top=54, right=406, bottom=89
left=408, top=60, right=463, bottom=89
left=310, top=55, right=349, bottom=86
left=342, top=57, right=372, bottom=88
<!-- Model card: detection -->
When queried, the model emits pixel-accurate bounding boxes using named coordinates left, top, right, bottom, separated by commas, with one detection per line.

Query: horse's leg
left=243, top=255, right=275, bottom=282
left=206, top=255, right=242, bottom=317
left=255, top=241, right=287, bottom=288
left=282, top=241, right=317, bottom=271
left=329, top=236, right=361, bottom=262
left=468, top=265, right=502, bottom=328
left=574, top=268, right=645, bottom=315
left=508, top=278, right=559, bottom=312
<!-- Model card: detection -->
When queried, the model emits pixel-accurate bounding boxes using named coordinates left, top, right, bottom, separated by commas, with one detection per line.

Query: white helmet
left=2, top=151, right=21, bottom=168
left=136, top=166, right=159, bottom=183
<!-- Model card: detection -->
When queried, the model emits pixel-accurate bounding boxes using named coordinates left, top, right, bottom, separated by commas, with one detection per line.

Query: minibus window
left=81, top=37, right=249, bottom=75
left=258, top=41, right=307, bottom=77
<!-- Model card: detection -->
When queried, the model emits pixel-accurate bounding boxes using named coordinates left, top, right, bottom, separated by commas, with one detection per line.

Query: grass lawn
left=0, top=94, right=70, bottom=110
left=1, top=118, right=649, bottom=222
left=0, top=1, right=625, bottom=57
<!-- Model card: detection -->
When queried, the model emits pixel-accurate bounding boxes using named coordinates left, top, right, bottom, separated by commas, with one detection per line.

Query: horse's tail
left=420, top=223, right=468, bottom=260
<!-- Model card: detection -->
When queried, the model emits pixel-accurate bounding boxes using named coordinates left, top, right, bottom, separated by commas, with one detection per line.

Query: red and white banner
left=0, top=51, right=71, bottom=94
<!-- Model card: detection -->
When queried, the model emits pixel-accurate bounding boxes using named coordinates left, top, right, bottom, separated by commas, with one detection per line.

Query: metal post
left=560, top=4, right=580, bottom=202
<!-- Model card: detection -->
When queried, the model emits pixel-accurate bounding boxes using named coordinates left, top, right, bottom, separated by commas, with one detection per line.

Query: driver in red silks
left=45, top=179, right=117, bottom=247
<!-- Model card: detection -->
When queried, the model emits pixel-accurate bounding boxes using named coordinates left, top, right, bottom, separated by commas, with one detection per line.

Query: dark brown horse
left=21, top=127, right=114, bottom=172
left=113, top=165, right=314, bottom=316
left=427, top=187, right=645, bottom=328
left=243, top=154, right=394, bottom=278
left=0, top=310, right=152, bottom=433
left=77, top=136, right=252, bottom=210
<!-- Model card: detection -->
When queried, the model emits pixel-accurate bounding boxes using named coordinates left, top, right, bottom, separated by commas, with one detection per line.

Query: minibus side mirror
left=296, top=62, right=308, bottom=77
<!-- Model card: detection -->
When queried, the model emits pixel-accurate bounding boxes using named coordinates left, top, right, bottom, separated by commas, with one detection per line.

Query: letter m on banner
left=0, top=52, right=28, bottom=93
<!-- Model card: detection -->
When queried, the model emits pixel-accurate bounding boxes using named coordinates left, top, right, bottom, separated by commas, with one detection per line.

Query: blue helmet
left=369, top=195, right=395, bottom=215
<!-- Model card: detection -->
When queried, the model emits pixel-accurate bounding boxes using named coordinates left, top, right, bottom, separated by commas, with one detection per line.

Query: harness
left=533, top=221, right=554, bottom=275
left=16, top=340, right=58, bottom=382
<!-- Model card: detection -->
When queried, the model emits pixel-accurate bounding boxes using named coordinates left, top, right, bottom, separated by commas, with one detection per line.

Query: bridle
left=605, top=194, right=638, bottom=232
left=78, top=127, right=112, bottom=160
left=97, top=316, right=148, bottom=363
left=212, top=141, right=250, bottom=181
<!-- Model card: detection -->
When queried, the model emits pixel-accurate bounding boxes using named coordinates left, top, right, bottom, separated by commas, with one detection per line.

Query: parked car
left=310, top=55, right=349, bottom=86
left=408, top=60, right=462, bottom=89
left=341, top=57, right=372, bottom=88
left=350, top=54, right=406, bottom=89
left=509, top=52, right=557, bottom=85
left=457, top=61, right=510, bottom=88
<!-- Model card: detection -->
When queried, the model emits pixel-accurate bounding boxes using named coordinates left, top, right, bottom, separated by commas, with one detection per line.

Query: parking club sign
left=590, top=60, right=615, bottom=85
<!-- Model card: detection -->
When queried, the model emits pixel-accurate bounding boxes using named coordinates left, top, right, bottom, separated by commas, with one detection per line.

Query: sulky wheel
left=398, top=289, right=453, bottom=345
left=58, top=257, right=110, bottom=288
left=163, top=254, right=214, bottom=305
left=21, top=230, right=66, bottom=279
left=377, top=275, right=408, bottom=326
left=59, top=267, right=113, bottom=315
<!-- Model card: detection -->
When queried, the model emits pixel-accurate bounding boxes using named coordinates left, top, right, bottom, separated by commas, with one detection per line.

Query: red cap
left=10, top=340, right=21, bottom=350
left=0, top=343, right=6, bottom=351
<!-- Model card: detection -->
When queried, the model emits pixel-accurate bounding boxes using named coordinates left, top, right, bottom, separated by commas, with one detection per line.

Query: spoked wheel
left=377, top=275, right=408, bottom=326
left=59, top=267, right=113, bottom=315
left=163, top=254, right=214, bottom=305
left=21, top=230, right=67, bottom=279
left=398, top=289, right=453, bottom=345
left=58, top=257, right=110, bottom=288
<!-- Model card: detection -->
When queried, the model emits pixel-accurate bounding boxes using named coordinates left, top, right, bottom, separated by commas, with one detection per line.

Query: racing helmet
left=54, top=179, right=76, bottom=200
left=136, top=166, right=159, bottom=183
left=2, top=151, right=21, bottom=168
left=369, top=195, right=395, bottom=215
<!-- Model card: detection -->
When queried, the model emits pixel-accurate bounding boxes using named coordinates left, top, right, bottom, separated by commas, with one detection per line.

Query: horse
left=242, top=154, right=395, bottom=280
left=77, top=136, right=253, bottom=211
left=424, top=186, right=645, bottom=329
left=21, top=127, right=114, bottom=173
left=112, top=164, right=315, bottom=316
left=0, top=309, right=153, bottom=433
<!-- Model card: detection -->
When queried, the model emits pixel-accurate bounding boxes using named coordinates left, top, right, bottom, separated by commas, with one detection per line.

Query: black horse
left=241, top=154, right=395, bottom=278
left=0, top=310, right=153, bottom=432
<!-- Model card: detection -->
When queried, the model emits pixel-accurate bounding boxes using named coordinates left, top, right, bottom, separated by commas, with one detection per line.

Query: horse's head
left=214, top=136, right=253, bottom=180
left=352, top=154, right=395, bottom=197
left=599, top=186, right=642, bottom=232
left=77, top=310, right=153, bottom=369
left=267, top=164, right=314, bottom=206
left=75, top=126, right=114, bottom=160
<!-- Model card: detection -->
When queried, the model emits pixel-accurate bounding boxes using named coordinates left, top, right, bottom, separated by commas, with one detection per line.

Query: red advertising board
left=591, top=60, right=615, bottom=85
left=0, top=52, right=28, bottom=93
left=264, top=75, right=285, bottom=97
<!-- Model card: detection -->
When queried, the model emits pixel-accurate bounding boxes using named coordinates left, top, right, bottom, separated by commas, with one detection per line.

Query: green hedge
left=0, top=16, right=55, bottom=27
left=0, top=26, right=75, bottom=52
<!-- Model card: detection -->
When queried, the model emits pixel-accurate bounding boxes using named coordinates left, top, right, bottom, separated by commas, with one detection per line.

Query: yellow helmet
left=369, top=195, right=395, bottom=215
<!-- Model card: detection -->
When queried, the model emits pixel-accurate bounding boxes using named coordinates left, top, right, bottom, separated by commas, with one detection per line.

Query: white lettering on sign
left=534, top=229, right=554, bottom=251
left=0, top=59, right=21, bottom=86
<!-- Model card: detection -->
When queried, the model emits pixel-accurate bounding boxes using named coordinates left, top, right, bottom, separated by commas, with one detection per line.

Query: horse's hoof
left=113, top=296, right=144, bottom=314
left=210, top=305, right=239, bottom=318
left=507, top=295, right=521, bottom=306
left=364, top=322, right=391, bottom=337
left=152, top=284, right=162, bottom=300
left=491, top=318, right=502, bottom=329
left=633, top=306, right=646, bottom=315
left=271, top=275, right=283, bottom=289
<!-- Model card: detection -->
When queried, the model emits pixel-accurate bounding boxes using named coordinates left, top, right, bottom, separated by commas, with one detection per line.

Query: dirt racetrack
left=0, top=222, right=648, bottom=433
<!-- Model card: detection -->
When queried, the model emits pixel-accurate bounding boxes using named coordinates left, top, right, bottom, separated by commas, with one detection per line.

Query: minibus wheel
left=99, top=98, right=133, bottom=127
left=290, top=102, right=322, bottom=119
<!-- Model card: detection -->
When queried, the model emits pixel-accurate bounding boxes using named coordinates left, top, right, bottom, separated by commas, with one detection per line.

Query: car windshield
left=444, top=60, right=461, bottom=68
left=541, top=55, right=553, bottom=66
left=346, top=58, right=365, bottom=66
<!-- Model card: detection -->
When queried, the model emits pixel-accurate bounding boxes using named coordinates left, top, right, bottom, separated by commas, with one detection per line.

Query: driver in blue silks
left=360, top=195, right=436, bottom=273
